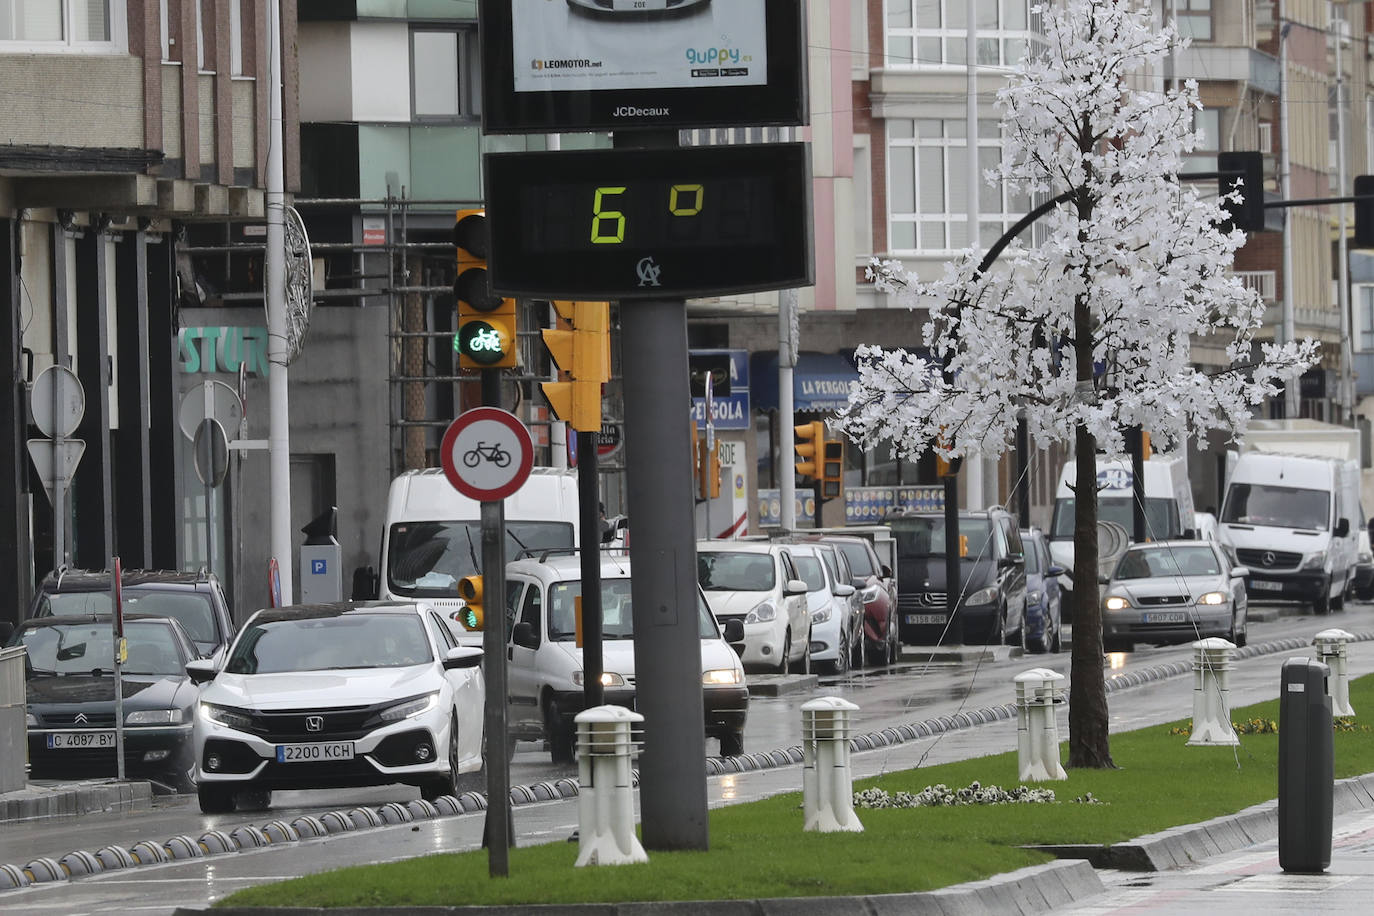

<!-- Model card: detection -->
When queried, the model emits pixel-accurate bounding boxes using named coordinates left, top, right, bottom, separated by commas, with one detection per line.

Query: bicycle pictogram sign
left=440, top=408, right=533, bottom=502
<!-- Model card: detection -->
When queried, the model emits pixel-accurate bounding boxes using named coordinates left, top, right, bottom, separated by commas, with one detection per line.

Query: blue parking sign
left=311, top=559, right=327, bottom=575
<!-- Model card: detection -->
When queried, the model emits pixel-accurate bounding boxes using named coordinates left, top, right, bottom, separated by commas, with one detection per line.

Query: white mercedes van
left=376, top=468, right=580, bottom=638
left=1217, top=452, right=1360, bottom=614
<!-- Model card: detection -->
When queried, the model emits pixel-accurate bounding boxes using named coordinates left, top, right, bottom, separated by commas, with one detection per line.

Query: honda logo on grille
left=305, top=716, right=324, bottom=732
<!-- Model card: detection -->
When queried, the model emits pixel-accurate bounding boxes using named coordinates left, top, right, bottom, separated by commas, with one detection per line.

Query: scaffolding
left=178, top=192, right=625, bottom=489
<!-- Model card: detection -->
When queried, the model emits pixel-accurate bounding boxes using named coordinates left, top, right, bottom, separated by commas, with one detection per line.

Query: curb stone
left=172, top=859, right=1102, bottom=916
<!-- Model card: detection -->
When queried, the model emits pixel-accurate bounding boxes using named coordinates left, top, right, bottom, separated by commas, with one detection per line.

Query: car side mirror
left=1231, top=566, right=1251, bottom=579
left=185, top=658, right=217, bottom=685
left=784, top=579, right=809, bottom=596
left=998, top=557, right=1019, bottom=569
left=880, top=565, right=893, bottom=579
left=834, top=583, right=856, bottom=598
left=1183, top=528, right=1197, bottom=540
left=722, top=619, right=745, bottom=643
left=442, top=646, right=484, bottom=670
left=1335, top=518, right=1350, bottom=538
left=0, top=621, right=13, bottom=644
left=1097, top=574, right=1110, bottom=585
left=512, top=621, right=538, bottom=649
left=1046, top=565, right=1066, bottom=578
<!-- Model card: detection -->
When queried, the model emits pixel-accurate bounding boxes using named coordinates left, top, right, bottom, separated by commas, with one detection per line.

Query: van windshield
left=1221, top=483, right=1329, bottom=530
left=1049, top=498, right=1180, bottom=540
left=545, top=580, right=718, bottom=641
left=387, top=521, right=574, bottom=596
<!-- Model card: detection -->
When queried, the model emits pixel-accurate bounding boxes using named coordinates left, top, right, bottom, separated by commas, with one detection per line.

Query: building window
left=887, top=117, right=1030, bottom=253
left=1184, top=108, right=1219, bottom=174
left=412, top=27, right=480, bottom=121
left=1175, top=0, right=1212, bottom=42
left=885, top=0, right=1041, bottom=69
left=0, top=0, right=124, bottom=49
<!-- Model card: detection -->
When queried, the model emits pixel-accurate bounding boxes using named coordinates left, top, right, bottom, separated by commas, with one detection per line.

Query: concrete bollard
left=1314, top=629, right=1356, bottom=717
left=1013, top=669, right=1067, bottom=781
left=1187, top=637, right=1238, bottom=746
left=574, top=705, right=647, bottom=867
left=800, top=696, right=863, bottom=832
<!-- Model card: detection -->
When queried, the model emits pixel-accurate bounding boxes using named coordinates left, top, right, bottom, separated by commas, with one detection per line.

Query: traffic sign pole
left=578, top=431, right=604, bottom=711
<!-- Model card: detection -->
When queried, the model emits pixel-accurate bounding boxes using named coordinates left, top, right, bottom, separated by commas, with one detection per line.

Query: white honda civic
left=187, top=601, right=484, bottom=814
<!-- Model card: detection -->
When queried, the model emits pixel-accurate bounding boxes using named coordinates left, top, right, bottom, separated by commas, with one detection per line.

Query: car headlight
left=1302, top=550, right=1328, bottom=571
left=1196, top=592, right=1227, bottom=606
left=860, top=585, right=880, bottom=603
left=966, top=586, right=999, bottom=605
left=200, top=703, right=254, bottom=732
left=1104, top=596, right=1130, bottom=611
left=1360, top=551, right=1373, bottom=564
left=572, top=671, right=626, bottom=687
left=702, top=668, right=742, bottom=686
left=26, top=713, right=37, bottom=727
left=745, top=601, right=776, bottom=623
left=811, top=606, right=832, bottom=624
left=126, top=709, right=185, bottom=725
left=379, top=692, right=440, bottom=723
left=1027, top=590, right=1044, bottom=608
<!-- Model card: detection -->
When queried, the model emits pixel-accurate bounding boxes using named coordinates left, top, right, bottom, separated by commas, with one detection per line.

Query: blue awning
left=750, top=352, right=861, bottom=413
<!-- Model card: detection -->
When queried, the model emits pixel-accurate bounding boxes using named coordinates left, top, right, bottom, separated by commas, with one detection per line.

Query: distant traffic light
left=794, top=420, right=824, bottom=479
left=821, top=436, right=843, bottom=500
left=698, top=437, right=721, bottom=500
left=1356, top=175, right=1374, bottom=248
left=541, top=300, right=611, bottom=432
left=1217, top=151, right=1266, bottom=233
left=456, top=575, right=485, bottom=631
left=454, top=209, right=518, bottom=369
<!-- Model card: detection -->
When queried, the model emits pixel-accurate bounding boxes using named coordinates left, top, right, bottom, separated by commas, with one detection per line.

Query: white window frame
left=411, top=26, right=480, bottom=122
left=887, top=117, right=1029, bottom=255
left=884, top=0, right=1042, bottom=70
left=0, top=0, right=127, bottom=53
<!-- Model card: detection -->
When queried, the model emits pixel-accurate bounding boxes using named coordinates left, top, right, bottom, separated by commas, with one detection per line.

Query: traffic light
left=1217, top=151, right=1265, bottom=233
left=456, top=574, right=485, bottom=631
left=541, top=300, right=611, bottom=432
left=698, top=437, right=721, bottom=500
left=821, top=436, right=843, bottom=500
left=453, top=208, right=518, bottom=369
left=1356, top=175, right=1374, bottom=248
left=794, top=420, right=824, bottom=479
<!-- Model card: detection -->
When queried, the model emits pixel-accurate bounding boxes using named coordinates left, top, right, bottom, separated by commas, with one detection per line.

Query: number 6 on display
left=591, top=187, right=626, bottom=244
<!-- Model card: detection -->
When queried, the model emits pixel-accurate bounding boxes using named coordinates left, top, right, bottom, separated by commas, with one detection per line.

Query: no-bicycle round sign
left=440, top=408, right=534, bottom=502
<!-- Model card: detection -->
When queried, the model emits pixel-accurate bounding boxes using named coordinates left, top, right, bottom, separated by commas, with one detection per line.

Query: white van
left=1218, top=452, right=1360, bottom=614
left=1047, top=455, right=1195, bottom=609
left=376, top=468, right=580, bottom=632
left=504, top=552, right=748, bottom=761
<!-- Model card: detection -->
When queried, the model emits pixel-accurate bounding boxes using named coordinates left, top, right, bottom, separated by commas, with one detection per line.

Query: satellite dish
left=1097, top=521, right=1131, bottom=578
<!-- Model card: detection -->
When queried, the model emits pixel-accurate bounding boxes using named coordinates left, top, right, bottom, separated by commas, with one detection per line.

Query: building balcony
left=1173, top=46, right=1279, bottom=96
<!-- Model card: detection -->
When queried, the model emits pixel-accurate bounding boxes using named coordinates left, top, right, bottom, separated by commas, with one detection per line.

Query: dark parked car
left=885, top=506, right=1028, bottom=647
left=9, top=614, right=201, bottom=791
left=29, top=568, right=236, bottom=660
left=815, top=534, right=900, bottom=666
left=1021, top=528, right=1065, bottom=654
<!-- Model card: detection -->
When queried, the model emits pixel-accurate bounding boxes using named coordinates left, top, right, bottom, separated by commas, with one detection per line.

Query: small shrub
left=1171, top=716, right=1366, bottom=736
left=853, top=781, right=1063, bottom=809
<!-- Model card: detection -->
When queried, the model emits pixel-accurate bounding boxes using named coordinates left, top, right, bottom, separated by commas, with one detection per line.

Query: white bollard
left=1013, top=668, right=1067, bottom=781
left=573, top=705, right=647, bottom=867
left=801, top=696, right=863, bottom=833
left=1314, top=628, right=1356, bottom=717
left=1187, top=637, right=1239, bottom=746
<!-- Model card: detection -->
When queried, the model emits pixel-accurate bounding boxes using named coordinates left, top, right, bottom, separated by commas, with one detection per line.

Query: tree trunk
left=1067, top=423, right=1114, bottom=768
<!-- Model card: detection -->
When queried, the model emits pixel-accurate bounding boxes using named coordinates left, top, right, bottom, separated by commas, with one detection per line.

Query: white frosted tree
left=840, top=0, right=1318, bottom=767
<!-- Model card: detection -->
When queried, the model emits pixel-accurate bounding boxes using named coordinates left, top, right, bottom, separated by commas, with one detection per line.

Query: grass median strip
left=218, top=672, right=1374, bottom=908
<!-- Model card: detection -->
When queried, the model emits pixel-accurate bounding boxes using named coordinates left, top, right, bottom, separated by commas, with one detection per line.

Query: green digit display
left=591, top=186, right=627, bottom=244
left=670, top=184, right=704, bottom=216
